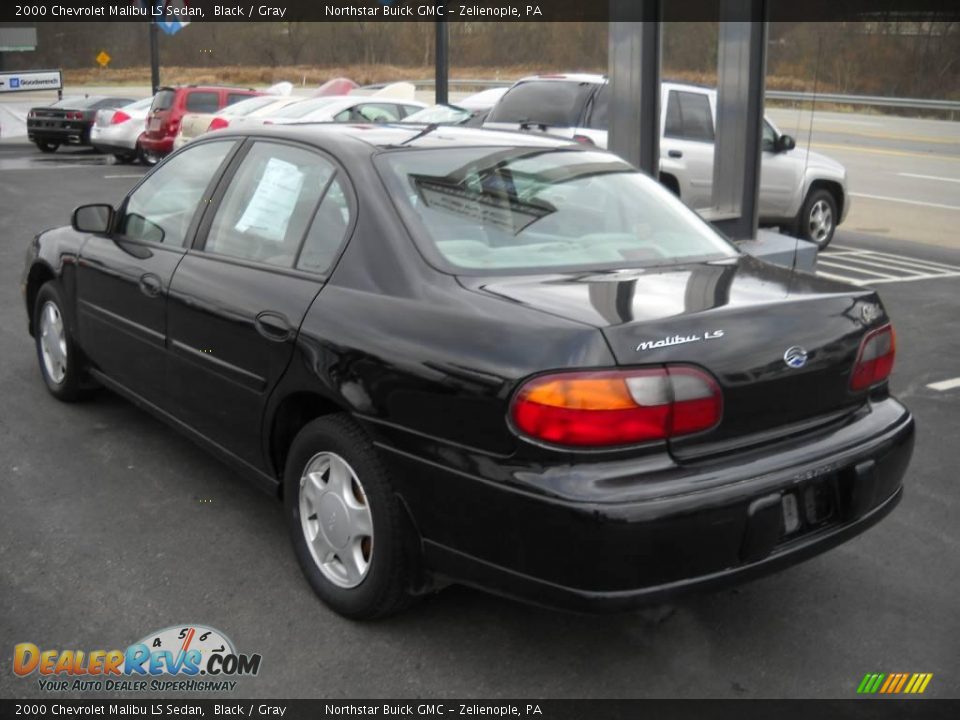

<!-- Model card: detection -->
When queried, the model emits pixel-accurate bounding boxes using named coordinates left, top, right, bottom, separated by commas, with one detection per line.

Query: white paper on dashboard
left=234, top=157, right=304, bottom=242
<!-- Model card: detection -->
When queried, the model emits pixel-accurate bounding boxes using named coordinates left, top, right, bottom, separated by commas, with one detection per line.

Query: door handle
left=255, top=311, right=294, bottom=342
left=668, top=149, right=683, bottom=158
left=138, top=273, right=162, bottom=298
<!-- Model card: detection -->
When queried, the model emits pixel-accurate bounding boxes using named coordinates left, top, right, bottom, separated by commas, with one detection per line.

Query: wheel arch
left=806, top=179, right=845, bottom=221
left=659, top=172, right=681, bottom=198
left=25, top=262, right=57, bottom=336
left=267, top=391, right=349, bottom=491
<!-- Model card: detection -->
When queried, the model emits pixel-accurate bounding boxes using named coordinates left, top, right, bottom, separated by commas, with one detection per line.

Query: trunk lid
left=464, top=255, right=886, bottom=453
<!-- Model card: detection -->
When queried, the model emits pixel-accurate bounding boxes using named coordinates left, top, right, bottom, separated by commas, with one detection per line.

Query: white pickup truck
left=484, top=74, right=849, bottom=249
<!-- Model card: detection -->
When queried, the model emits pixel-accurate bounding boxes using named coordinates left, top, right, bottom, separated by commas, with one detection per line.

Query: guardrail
left=363, top=79, right=960, bottom=113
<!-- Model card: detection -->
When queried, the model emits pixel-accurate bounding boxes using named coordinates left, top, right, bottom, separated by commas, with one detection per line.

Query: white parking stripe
left=898, top=173, right=960, bottom=184
left=816, top=247, right=960, bottom=286
left=850, top=193, right=960, bottom=211
left=927, top=377, right=960, bottom=392
left=816, top=259, right=899, bottom=279
left=103, top=174, right=142, bottom=179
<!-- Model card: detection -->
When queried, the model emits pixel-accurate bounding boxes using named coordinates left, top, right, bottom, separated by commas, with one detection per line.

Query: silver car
left=90, top=96, right=154, bottom=164
left=485, top=74, right=849, bottom=249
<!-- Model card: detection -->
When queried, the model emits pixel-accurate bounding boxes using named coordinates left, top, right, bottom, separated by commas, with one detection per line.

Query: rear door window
left=227, top=92, right=254, bottom=106
left=185, top=91, right=220, bottom=113
left=354, top=104, right=402, bottom=123
left=664, top=90, right=714, bottom=142
left=202, top=142, right=338, bottom=268
left=486, top=80, right=594, bottom=127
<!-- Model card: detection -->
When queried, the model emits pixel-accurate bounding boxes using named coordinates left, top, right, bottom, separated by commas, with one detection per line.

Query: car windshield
left=378, top=147, right=737, bottom=273
left=50, top=96, right=102, bottom=110
left=402, top=105, right=472, bottom=124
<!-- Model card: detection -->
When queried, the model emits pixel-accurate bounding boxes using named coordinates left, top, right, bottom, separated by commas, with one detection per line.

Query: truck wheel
left=798, top=189, right=837, bottom=250
left=36, top=141, right=59, bottom=153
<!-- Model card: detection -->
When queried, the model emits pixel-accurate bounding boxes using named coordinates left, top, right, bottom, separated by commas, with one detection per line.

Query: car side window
left=202, top=142, right=336, bottom=268
left=120, top=141, right=235, bottom=247
left=587, top=85, right=609, bottom=130
left=762, top=120, right=777, bottom=151
left=226, top=93, right=252, bottom=106
left=664, top=90, right=715, bottom=142
left=355, top=104, right=401, bottom=123
left=296, top=178, right=352, bottom=274
left=185, top=91, right=219, bottom=113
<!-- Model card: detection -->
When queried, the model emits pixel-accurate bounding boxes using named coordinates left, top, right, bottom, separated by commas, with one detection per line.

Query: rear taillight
left=111, top=110, right=131, bottom=125
left=572, top=134, right=595, bottom=146
left=207, top=116, right=230, bottom=131
left=67, top=112, right=82, bottom=120
left=510, top=366, right=722, bottom=448
left=850, top=324, right=896, bottom=391
left=167, top=118, right=180, bottom=135
left=28, top=110, right=36, bottom=119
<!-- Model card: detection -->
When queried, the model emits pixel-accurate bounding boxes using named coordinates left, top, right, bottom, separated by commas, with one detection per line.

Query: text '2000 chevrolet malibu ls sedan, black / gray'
left=21, top=124, right=914, bottom=618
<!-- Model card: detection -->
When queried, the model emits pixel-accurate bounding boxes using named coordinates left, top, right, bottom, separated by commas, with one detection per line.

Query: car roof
left=220, top=122, right=577, bottom=152
left=512, top=74, right=714, bottom=95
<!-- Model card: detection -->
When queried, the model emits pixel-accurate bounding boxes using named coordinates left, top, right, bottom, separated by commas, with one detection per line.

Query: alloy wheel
left=39, top=301, right=67, bottom=384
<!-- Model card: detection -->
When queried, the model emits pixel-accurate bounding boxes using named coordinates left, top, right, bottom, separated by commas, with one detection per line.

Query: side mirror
left=775, top=134, right=796, bottom=153
left=72, top=204, right=114, bottom=234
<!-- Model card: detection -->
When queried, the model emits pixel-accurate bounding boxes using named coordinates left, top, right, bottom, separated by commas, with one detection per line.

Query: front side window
left=762, top=120, right=778, bottom=151
left=226, top=92, right=255, bottom=106
left=203, top=142, right=337, bottom=268
left=121, top=141, right=235, bottom=247
left=354, top=104, right=402, bottom=123
left=378, top=147, right=736, bottom=273
left=587, top=85, right=609, bottom=130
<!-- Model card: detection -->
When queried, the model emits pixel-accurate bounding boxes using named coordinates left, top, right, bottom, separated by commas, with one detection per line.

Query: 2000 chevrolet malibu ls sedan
left=22, top=124, right=914, bottom=618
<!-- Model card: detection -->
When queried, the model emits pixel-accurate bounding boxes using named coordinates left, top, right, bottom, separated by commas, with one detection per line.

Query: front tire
left=35, top=141, right=59, bottom=153
left=33, top=282, right=87, bottom=401
left=283, top=415, right=417, bottom=619
left=113, top=152, right=135, bottom=164
left=798, top=188, right=837, bottom=250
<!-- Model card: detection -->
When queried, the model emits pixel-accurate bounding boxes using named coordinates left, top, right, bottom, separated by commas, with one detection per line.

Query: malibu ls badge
left=636, top=330, right=724, bottom=352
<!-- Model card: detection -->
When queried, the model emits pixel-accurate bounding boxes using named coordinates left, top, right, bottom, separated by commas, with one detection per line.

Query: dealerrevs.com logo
left=14, top=624, right=262, bottom=692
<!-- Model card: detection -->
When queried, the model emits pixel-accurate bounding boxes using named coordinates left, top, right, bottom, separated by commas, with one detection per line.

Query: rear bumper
left=27, top=123, right=91, bottom=145
left=376, top=397, right=914, bottom=612
left=139, top=135, right=174, bottom=155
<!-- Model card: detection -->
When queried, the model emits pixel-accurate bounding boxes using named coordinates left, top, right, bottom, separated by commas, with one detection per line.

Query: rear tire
left=797, top=188, right=837, bottom=250
left=283, top=414, right=417, bottom=619
left=140, top=147, right=160, bottom=166
left=33, top=282, right=88, bottom=402
left=113, top=152, right=135, bottom=164
left=35, top=141, right=59, bottom=153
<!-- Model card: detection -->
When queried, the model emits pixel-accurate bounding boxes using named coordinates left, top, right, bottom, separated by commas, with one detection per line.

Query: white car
left=485, top=74, right=849, bottom=249
left=89, top=97, right=154, bottom=163
left=260, top=96, right=428, bottom=126
left=402, top=87, right=509, bottom=126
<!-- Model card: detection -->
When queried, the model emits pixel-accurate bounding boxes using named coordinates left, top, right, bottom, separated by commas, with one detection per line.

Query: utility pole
left=149, top=20, right=160, bottom=93
left=434, top=20, right=448, bottom=105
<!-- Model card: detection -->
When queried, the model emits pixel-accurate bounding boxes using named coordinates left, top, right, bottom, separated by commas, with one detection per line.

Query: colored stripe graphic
left=857, top=673, right=932, bottom=694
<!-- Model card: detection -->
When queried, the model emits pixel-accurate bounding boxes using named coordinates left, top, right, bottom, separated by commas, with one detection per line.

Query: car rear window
left=378, top=147, right=736, bottom=273
left=486, top=80, right=596, bottom=127
left=51, top=96, right=103, bottom=110
left=152, top=89, right=175, bottom=112
left=185, top=91, right=220, bottom=113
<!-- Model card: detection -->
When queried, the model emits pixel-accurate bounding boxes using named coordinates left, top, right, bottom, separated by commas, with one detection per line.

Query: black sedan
left=21, top=124, right=914, bottom=618
left=27, top=95, right=134, bottom=153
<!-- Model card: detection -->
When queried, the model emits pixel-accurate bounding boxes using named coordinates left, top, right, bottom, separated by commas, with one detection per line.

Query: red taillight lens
left=850, top=324, right=896, bottom=391
left=572, top=134, right=595, bottom=146
left=167, top=118, right=180, bottom=135
left=111, top=110, right=131, bottom=125
left=207, top=116, right=230, bottom=131
left=67, top=112, right=81, bottom=120
left=510, top=366, right=722, bottom=447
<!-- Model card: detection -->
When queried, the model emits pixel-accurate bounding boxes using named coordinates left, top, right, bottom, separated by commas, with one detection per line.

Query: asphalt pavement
left=0, top=143, right=958, bottom=700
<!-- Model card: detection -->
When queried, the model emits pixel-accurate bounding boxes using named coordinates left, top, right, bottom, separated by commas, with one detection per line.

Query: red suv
left=140, top=85, right=260, bottom=164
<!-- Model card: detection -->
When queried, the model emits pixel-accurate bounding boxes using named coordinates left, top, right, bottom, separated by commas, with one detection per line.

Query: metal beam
left=434, top=20, right=449, bottom=105
left=710, top=1, right=768, bottom=240
left=607, top=1, right=661, bottom=177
